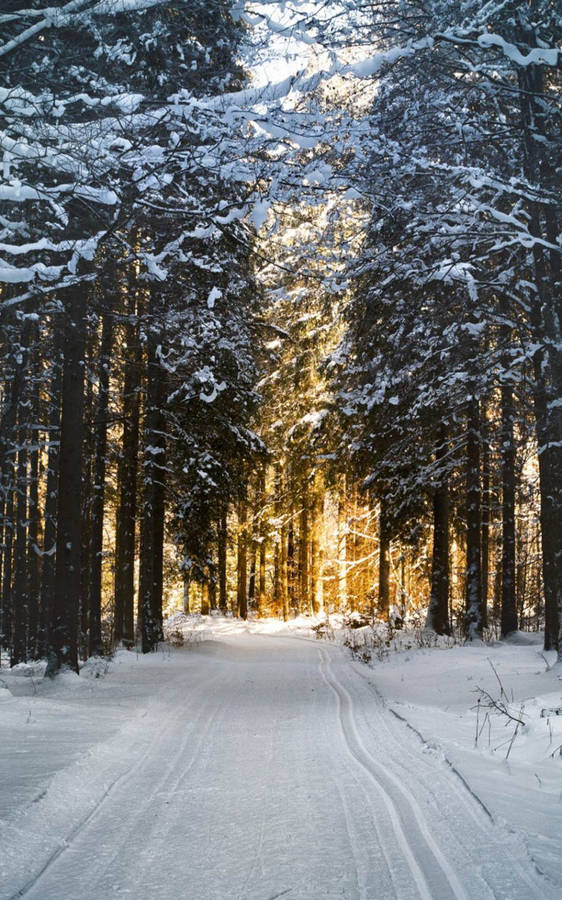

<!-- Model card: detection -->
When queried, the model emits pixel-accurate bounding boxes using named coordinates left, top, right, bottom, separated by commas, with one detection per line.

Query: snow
left=1, top=619, right=560, bottom=899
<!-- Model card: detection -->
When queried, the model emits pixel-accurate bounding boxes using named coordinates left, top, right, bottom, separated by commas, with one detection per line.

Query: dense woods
left=0, top=0, right=560, bottom=673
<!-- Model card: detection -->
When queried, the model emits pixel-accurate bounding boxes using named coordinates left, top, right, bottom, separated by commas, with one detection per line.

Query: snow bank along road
left=1, top=634, right=557, bottom=900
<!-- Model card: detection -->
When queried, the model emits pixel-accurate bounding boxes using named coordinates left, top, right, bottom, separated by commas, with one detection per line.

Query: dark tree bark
left=150, top=391, right=166, bottom=645
left=3, top=314, right=32, bottom=663
left=11, top=419, right=28, bottom=665
left=182, top=571, right=191, bottom=614
left=281, top=518, right=289, bottom=622
left=425, top=427, right=450, bottom=635
left=218, top=504, right=228, bottom=613
left=79, top=333, right=95, bottom=657
left=517, top=61, right=562, bottom=655
left=248, top=541, right=256, bottom=611
left=288, top=517, right=298, bottom=614
left=209, top=564, right=217, bottom=612
left=47, top=287, right=86, bottom=676
left=465, top=395, right=483, bottom=640
left=481, top=418, right=490, bottom=630
left=500, top=374, right=517, bottom=637
left=236, top=499, right=248, bottom=620
left=137, top=484, right=153, bottom=652
left=138, top=319, right=167, bottom=653
left=114, top=297, right=140, bottom=647
left=88, top=311, right=113, bottom=657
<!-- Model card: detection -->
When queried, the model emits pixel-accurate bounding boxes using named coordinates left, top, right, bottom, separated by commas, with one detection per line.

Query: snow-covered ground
left=0, top=616, right=560, bottom=899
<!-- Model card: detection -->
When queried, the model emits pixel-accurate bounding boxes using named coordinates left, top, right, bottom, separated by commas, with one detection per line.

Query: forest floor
left=0, top=618, right=561, bottom=900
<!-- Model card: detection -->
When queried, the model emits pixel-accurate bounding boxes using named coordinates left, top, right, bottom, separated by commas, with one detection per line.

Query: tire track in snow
left=318, top=647, right=468, bottom=900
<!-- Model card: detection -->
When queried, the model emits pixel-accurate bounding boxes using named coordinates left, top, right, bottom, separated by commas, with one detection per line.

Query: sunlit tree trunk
left=281, top=521, right=289, bottom=622
left=310, top=490, right=323, bottom=615
left=257, top=468, right=266, bottom=617
left=299, top=479, right=311, bottom=614
left=465, top=395, right=483, bottom=640
left=337, top=474, right=348, bottom=608
left=88, top=310, right=113, bottom=657
left=201, top=579, right=210, bottom=616
left=378, top=497, right=390, bottom=618
left=27, top=366, right=41, bottom=659
left=182, top=571, right=190, bottom=615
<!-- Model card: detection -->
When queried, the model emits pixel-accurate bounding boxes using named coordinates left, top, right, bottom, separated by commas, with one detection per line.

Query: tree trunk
left=88, top=311, right=113, bottom=657
left=500, top=374, right=517, bottom=637
left=138, top=307, right=167, bottom=653
left=27, top=367, right=41, bottom=659
left=465, top=395, right=483, bottom=640
left=517, top=62, right=562, bottom=655
left=9, top=316, right=33, bottom=664
left=425, top=428, right=450, bottom=635
left=138, top=474, right=154, bottom=652
left=256, top=468, right=266, bottom=617
left=378, top=497, right=390, bottom=618
left=337, top=475, right=348, bottom=608
left=287, top=517, right=296, bottom=614
left=481, top=417, right=490, bottom=630
left=281, top=520, right=289, bottom=622
left=1, top=486, right=14, bottom=654
left=47, top=287, right=86, bottom=676
left=182, top=572, right=190, bottom=614
left=299, top=480, right=311, bottom=614
left=151, top=391, right=166, bottom=644
left=310, top=489, right=323, bottom=615
left=80, top=334, right=95, bottom=657
left=218, top=504, right=228, bottom=612
left=11, top=418, right=28, bottom=665
left=114, top=298, right=140, bottom=648
left=38, top=328, right=63, bottom=658
left=200, top=579, right=210, bottom=616
left=248, top=542, right=256, bottom=612
left=236, top=499, right=248, bottom=619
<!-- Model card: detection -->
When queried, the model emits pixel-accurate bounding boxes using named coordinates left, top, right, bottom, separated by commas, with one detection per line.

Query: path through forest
left=2, top=634, right=556, bottom=900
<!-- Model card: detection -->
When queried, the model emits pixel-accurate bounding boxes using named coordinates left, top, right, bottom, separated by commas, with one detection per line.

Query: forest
left=0, top=0, right=560, bottom=675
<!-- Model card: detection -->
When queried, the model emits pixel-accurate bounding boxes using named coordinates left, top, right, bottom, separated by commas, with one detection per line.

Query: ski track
left=344, top=655, right=555, bottom=900
left=318, top=648, right=467, bottom=900
left=2, top=634, right=558, bottom=900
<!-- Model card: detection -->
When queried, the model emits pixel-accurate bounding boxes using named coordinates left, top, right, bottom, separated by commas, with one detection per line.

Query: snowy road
left=2, top=634, right=557, bottom=900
